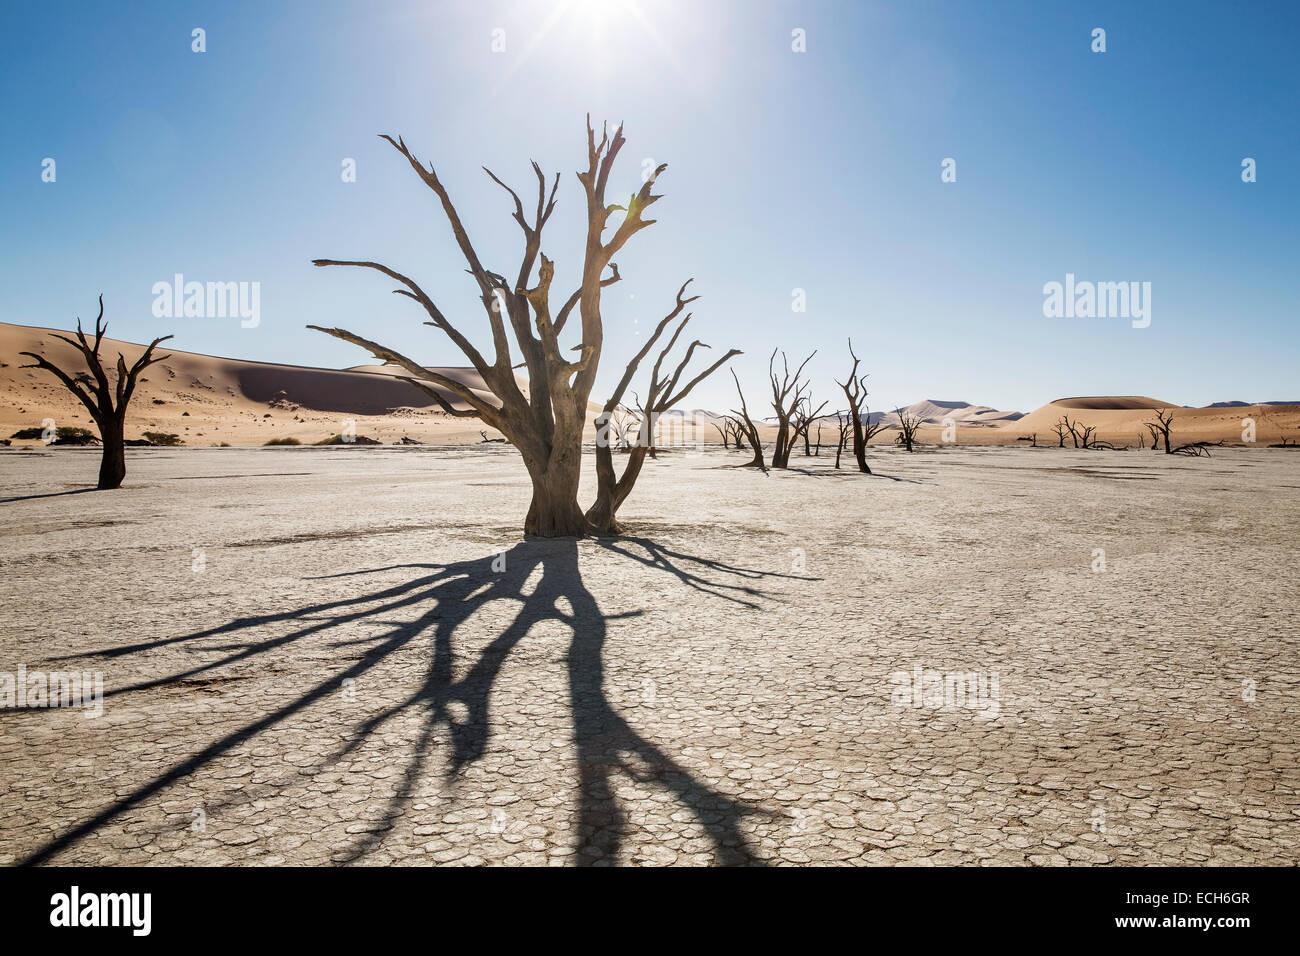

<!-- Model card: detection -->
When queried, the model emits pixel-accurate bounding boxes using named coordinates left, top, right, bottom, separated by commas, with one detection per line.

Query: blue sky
left=2, top=0, right=1297, bottom=413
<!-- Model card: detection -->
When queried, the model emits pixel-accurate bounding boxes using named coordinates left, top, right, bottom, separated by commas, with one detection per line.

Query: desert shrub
left=264, top=437, right=302, bottom=446
left=12, top=425, right=101, bottom=443
left=314, top=434, right=382, bottom=445
left=142, top=431, right=184, bottom=446
left=50, top=426, right=100, bottom=446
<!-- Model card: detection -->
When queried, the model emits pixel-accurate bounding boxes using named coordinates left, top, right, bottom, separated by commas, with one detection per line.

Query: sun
left=498, top=0, right=684, bottom=87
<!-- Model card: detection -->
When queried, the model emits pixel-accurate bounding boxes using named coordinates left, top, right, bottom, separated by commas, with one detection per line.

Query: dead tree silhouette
left=835, top=338, right=873, bottom=473
left=19, top=295, right=172, bottom=489
left=729, top=369, right=767, bottom=470
left=19, top=540, right=789, bottom=867
left=309, top=118, right=666, bottom=536
left=767, top=348, right=817, bottom=469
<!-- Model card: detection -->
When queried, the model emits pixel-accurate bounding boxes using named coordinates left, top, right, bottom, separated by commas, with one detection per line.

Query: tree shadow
left=783, top=465, right=922, bottom=483
left=20, top=538, right=787, bottom=866
left=0, top=487, right=100, bottom=504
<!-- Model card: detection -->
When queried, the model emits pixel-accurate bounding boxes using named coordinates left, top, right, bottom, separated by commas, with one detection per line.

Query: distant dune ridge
left=0, top=322, right=508, bottom=446
left=2, top=322, right=1297, bottom=447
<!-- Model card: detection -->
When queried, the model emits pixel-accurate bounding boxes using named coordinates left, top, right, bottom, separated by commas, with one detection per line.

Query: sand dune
left=1012, top=397, right=1300, bottom=447
left=0, top=322, right=511, bottom=446
left=1050, top=396, right=1170, bottom=411
left=5, top=322, right=1297, bottom=449
left=869, top=400, right=1024, bottom=427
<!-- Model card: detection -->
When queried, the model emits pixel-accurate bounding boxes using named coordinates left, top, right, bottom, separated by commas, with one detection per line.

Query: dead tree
left=894, top=407, right=924, bottom=452
left=765, top=349, right=816, bottom=468
left=792, top=395, right=829, bottom=458
left=309, top=118, right=661, bottom=536
left=19, top=295, right=172, bottom=490
left=1060, top=414, right=1083, bottom=448
left=1078, top=425, right=1119, bottom=451
left=609, top=404, right=639, bottom=451
left=729, top=416, right=747, bottom=449
left=862, top=409, right=887, bottom=445
left=714, top=415, right=746, bottom=450
left=833, top=411, right=852, bottom=468
left=730, top=369, right=767, bottom=469
left=587, top=280, right=739, bottom=533
left=1144, top=408, right=1175, bottom=454
left=1051, top=418, right=1069, bottom=447
left=722, top=415, right=747, bottom=450
left=834, top=338, right=873, bottom=474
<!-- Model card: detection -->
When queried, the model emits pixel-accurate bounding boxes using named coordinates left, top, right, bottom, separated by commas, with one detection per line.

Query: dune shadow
left=20, top=537, right=782, bottom=866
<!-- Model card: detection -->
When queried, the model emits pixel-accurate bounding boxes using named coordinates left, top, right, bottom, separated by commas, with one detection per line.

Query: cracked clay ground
left=1, top=444, right=1297, bottom=865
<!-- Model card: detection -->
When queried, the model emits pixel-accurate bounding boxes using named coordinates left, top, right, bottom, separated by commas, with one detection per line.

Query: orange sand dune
left=0, top=322, right=512, bottom=446
left=1051, top=396, right=1170, bottom=411
left=1009, top=398, right=1300, bottom=447
left=6, top=322, right=1297, bottom=449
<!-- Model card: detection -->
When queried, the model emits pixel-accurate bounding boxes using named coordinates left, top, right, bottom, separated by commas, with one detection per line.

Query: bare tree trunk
left=771, top=420, right=792, bottom=469
left=97, top=417, right=126, bottom=490
left=586, top=444, right=649, bottom=534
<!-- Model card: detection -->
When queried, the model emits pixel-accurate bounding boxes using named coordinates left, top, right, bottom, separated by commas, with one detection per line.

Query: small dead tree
left=609, top=404, right=639, bottom=450
left=1171, top=440, right=1221, bottom=457
left=722, top=415, right=746, bottom=451
left=1061, top=414, right=1083, bottom=448
left=730, top=417, right=747, bottom=449
left=710, top=419, right=731, bottom=448
left=1143, top=408, right=1176, bottom=454
left=587, top=280, right=740, bottom=533
left=832, top=411, right=852, bottom=468
left=835, top=338, right=873, bottom=474
left=1051, top=418, right=1069, bottom=447
left=894, top=407, right=924, bottom=452
left=19, top=295, right=173, bottom=490
left=862, top=409, right=887, bottom=445
left=730, top=369, right=767, bottom=469
left=309, top=118, right=662, bottom=536
left=766, top=349, right=816, bottom=468
left=1145, top=409, right=1173, bottom=452
left=792, top=395, right=829, bottom=458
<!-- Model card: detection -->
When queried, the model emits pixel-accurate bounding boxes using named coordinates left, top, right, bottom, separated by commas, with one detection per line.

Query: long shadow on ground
left=21, top=537, right=795, bottom=866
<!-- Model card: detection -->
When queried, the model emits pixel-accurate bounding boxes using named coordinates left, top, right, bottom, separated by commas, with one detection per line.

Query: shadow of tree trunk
left=20, top=538, right=778, bottom=866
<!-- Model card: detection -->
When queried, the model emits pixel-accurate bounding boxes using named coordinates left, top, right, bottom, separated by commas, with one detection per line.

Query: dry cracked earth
left=1, top=443, right=1297, bottom=866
